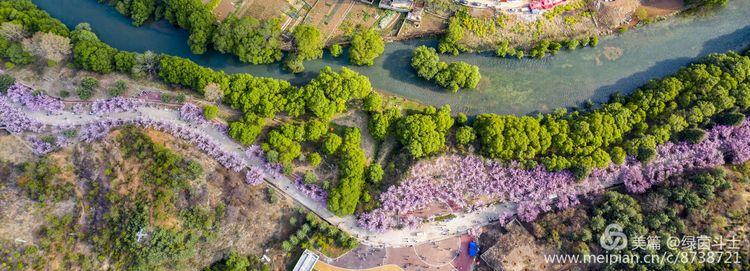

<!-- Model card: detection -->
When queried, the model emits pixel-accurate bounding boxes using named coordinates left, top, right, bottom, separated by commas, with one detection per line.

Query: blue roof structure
left=469, top=241, right=479, bottom=257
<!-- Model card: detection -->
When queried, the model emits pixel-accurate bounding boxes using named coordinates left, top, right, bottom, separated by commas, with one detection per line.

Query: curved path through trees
left=9, top=98, right=526, bottom=247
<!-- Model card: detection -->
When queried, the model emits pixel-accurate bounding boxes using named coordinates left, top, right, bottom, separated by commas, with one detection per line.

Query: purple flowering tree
left=90, top=97, right=144, bottom=115
left=357, top=121, right=750, bottom=232
left=6, top=83, right=64, bottom=113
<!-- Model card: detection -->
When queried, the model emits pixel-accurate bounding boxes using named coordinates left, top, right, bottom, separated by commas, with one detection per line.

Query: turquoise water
left=34, top=0, right=750, bottom=114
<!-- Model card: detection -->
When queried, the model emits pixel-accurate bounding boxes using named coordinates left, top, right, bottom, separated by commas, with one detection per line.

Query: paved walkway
left=314, top=261, right=404, bottom=271
left=11, top=100, right=522, bottom=248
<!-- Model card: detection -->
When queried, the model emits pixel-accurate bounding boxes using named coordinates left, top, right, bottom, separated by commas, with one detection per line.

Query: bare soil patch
left=641, top=0, right=683, bottom=17
left=0, top=135, right=34, bottom=164
left=385, top=246, right=454, bottom=271
left=213, top=0, right=237, bottom=20
left=237, top=0, right=294, bottom=20
left=303, top=0, right=360, bottom=41
left=413, top=236, right=459, bottom=266
left=398, top=12, right=447, bottom=40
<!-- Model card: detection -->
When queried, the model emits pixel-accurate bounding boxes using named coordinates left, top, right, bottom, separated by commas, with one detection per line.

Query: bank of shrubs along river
left=3, top=0, right=750, bottom=219
left=472, top=51, right=750, bottom=178
left=437, top=1, right=727, bottom=60
left=101, top=0, right=386, bottom=72
left=437, top=8, right=600, bottom=59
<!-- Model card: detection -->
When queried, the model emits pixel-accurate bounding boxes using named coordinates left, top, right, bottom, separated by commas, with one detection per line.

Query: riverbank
left=32, top=0, right=750, bottom=115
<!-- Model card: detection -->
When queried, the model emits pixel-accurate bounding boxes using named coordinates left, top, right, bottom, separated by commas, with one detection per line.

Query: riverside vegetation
left=4, top=0, right=750, bottom=217
left=101, top=0, right=386, bottom=70
left=437, top=0, right=730, bottom=60
left=1, top=1, right=750, bottom=269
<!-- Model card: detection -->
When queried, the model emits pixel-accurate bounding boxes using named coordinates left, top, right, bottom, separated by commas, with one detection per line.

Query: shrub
left=203, top=105, right=219, bottom=120
left=81, top=77, right=99, bottom=89
left=108, top=80, right=127, bottom=97
left=455, top=126, right=476, bottom=146
left=679, top=128, right=706, bottom=144
left=580, top=37, right=591, bottom=47
left=456, top=113, right=468, bottom=124
left=175, top=93, right=186, bottom=103
left=0, top=73, right=15, bottom=93
left=160, top=94, right=173, bottom=103
left=77, top=77, right=99, bottom=100
left=309, top=152, right=322, bottom=167
left=548, top=41, right=562, bottom=55
left=330, top=44, right=343, bottom=57
left=267, top=187, right=279, bottom=204
left=715, top=112, right=744, bottom=126
left=266, top=150, right=279, bottom=163
left=566, top=39, right=579, bottom=50
left=590, top=36, right=599, bottom=46
left=367, top=163, right=384, bottom=184
left=637, top=147, right=656, bottom=163
left=495, top=40, right=511, bottom=57
left=304, top=171, right=317, bottom=184
left=76, top=87, right=93, bottom=100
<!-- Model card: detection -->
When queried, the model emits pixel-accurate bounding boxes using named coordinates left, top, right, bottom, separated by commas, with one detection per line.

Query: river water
left=34, top=0, right=750, bottom=114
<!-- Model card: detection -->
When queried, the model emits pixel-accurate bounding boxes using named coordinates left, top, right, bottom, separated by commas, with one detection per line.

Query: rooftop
left=292, top=250, right=319, bottom=271
left=379, top=0, right=414, bottom=12
left=406, top=7, right=423, bottom=22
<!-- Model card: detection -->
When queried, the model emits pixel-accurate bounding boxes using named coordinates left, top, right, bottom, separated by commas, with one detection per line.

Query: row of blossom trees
left=91, top=96, right=144, bottom=115
left=6, top=83, right=64, bottom=113
left=6, top=79, right=750, bottom=234
left=1, top=85, right=270, bottom=185
left=357, top=121, right=750, bottom=232
left=0, top=93, right=43, bottom=133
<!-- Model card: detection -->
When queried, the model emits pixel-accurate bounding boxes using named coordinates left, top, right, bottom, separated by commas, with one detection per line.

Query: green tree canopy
left=212, top=15, right=283, bottom=64
left=396, top=105, right=454, bottom=158
left=228, top=113, right=265, bottom=145
left=349, top=29, right=384, bottom=66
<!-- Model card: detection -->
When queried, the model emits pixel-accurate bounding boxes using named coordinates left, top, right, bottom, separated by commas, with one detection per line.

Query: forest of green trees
left=534, top=166, right=748, bottom=270
left=0, top=0, right=70, bottom=68
left=470, top=52, right=750, bottom=177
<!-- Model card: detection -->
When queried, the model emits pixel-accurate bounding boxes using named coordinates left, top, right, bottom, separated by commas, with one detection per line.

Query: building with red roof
left=530, top=0, right=567, bottom=10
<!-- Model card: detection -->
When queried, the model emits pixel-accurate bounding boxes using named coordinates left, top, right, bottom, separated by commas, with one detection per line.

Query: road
left=8, top=100, right=519, bottom=248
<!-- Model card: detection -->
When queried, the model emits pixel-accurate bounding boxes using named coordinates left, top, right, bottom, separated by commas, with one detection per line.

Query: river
left=33, top=0, right=750, bottom=114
